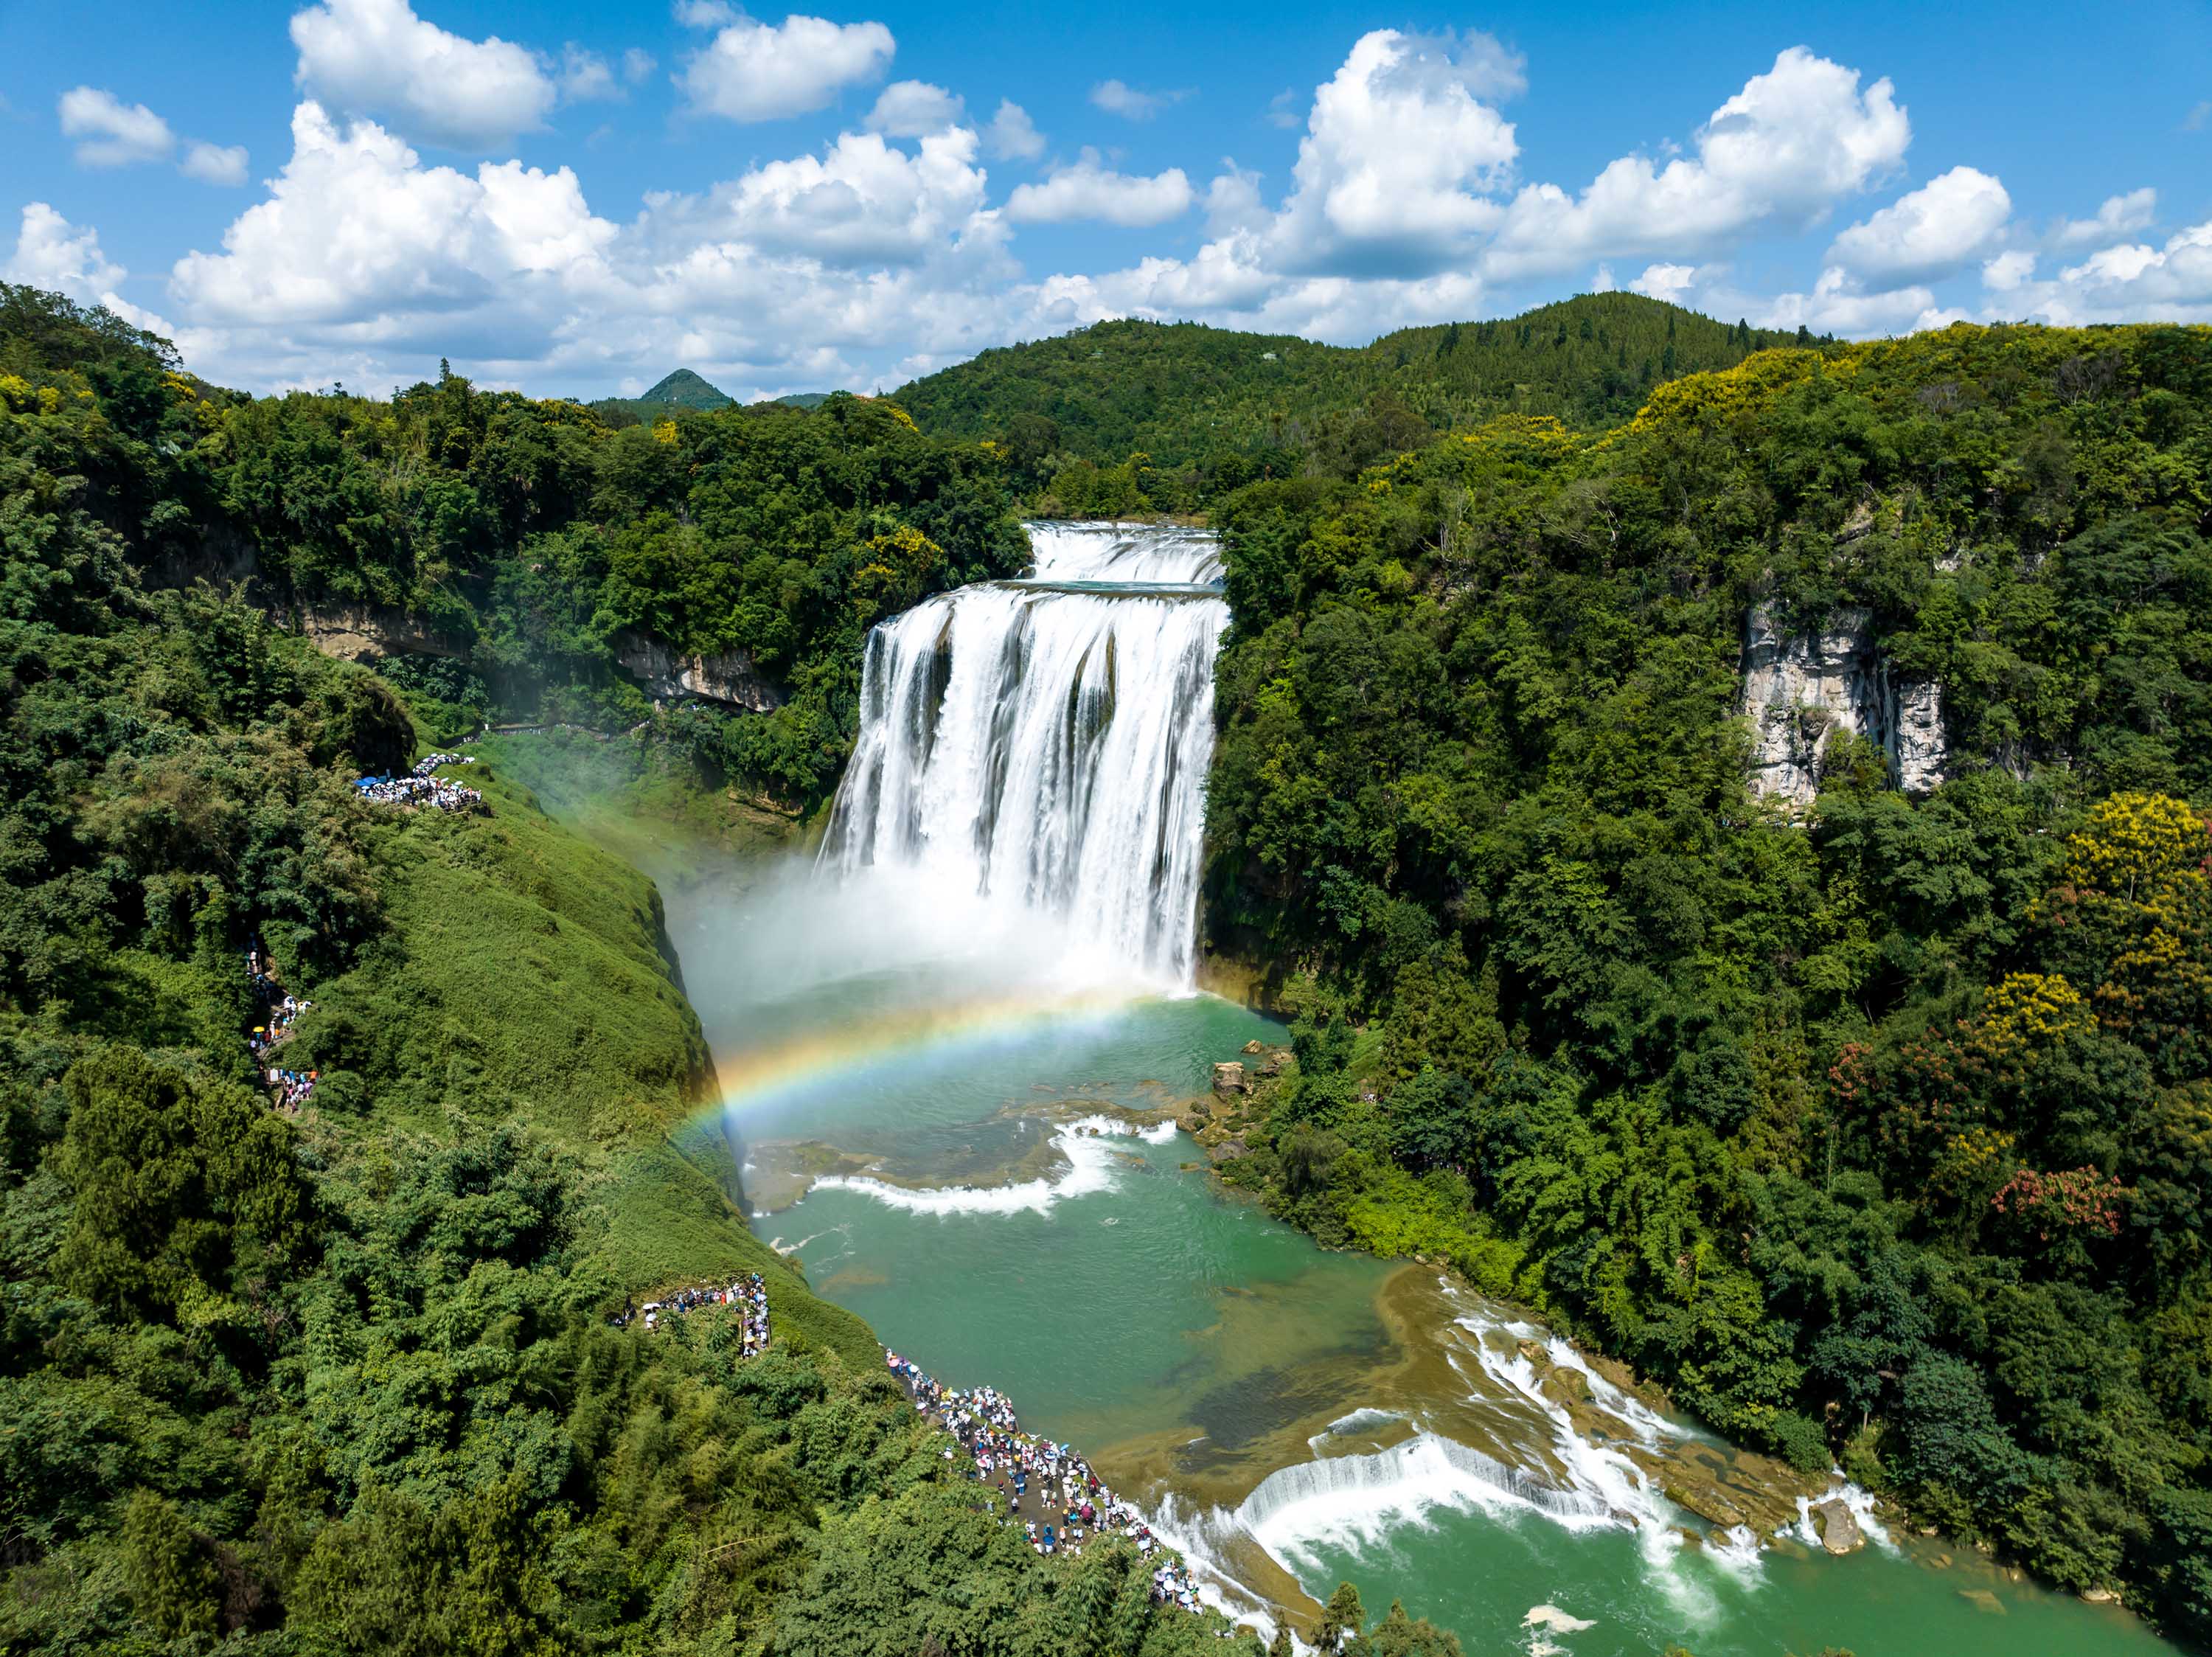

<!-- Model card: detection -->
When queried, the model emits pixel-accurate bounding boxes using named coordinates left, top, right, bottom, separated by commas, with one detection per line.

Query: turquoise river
left=633, top=848, right=2187, bottom=1657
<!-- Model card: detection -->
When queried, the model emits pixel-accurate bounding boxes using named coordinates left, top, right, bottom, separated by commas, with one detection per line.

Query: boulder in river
left=1811, top=1496, right=1865, bottom=1554
left=1241, top=1039, right=1265, bottom=1055
left=1211, top=1061, right=1248, bottom=1096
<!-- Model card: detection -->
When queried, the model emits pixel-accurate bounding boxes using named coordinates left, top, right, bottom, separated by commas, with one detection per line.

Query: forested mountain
left=0, top=290, right=1267, bottom=1654
left=892, top=294, right=1822, bottom=507
left=586, top=367, right=733, bottom=427
left=6, top=275, right=2212, bottom=1650
left=1196, top=325, right=2212, bottom=1640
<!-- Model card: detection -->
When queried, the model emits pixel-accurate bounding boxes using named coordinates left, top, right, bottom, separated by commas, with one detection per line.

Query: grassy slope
left=294, top=744, right=875, bottom=1367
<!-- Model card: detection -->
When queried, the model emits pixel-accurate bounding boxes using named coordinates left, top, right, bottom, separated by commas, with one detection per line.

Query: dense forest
left=893, top=294, right=1826, bottom=512
left=1182, top=325, right=2212, bottom=1640
left=7, top=273, right=2211, bottom=1652
left=0, top=289, right=1300, bottom=1656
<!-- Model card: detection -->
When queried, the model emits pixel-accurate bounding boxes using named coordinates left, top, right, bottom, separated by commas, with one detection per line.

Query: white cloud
left=59, top=87, right=175, bottom=167
left=1270, top=28, right=1520, bottom=277
left=4, top=202, right=127, bottom=295
left=866, top=80, right=964, bottom=137
left=1266, top=89, right=1300, bottom=131
left=1756, top=265, right=1957, bottom=335
left=182, top=142, right=251, bottom=186
left=153, top=97, right=1020, bottom=398
left=1005, top=153, right=1194, bottom=227
left=170, top=102, right=613, bottom=324
left=1996, top=220, right=2212, bottom=324
left=678, top=10, right=895, bottom=123
left=1485, top=47, right=1909, bottom=279
left=1090, top=80, right=1180, bottom=121
left=561, top=46, right=620, bottom=102
left=1203, top=165, right=1268, bottom=237
left=1983, top=249, right=2036, bottom=291
left=622, top=47, right=658, bottom=85
left=1630, top=262, right=1698, bottom=300
left=1590, top=264, right=1614, bottom=293
left=1826, top=165, right=2010, bottom=285
left=2056, top=187, right=2156, bottom=246
left=984, top=100, right=1044, bottom=161
left=699, top=127, right=994, bottom=264
left=291, top=0, right=555, bottom=149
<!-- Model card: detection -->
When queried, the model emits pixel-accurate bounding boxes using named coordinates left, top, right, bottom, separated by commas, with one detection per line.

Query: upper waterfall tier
left=821, top=523, right=1227, bottom=986
left=1022, top=520, right=1225, bottom=588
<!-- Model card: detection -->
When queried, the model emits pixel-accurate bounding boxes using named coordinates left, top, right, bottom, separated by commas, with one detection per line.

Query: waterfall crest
left=821, top=521, right=1226, bottom=985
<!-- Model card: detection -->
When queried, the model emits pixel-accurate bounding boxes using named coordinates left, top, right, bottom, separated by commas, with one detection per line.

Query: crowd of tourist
left=884, top=1352, right=1208, bottom=1613
left=613, top=1273, right=771, bottom=1355
left=355, top=751, right=483, bottom=812
left=242, top=940, right=319, bottom=1112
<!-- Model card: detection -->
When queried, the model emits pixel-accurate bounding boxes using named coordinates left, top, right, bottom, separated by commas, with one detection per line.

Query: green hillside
left=892, top=293, right=1823, bottom=490
left=642, top=368, right=734, bottom=409
left=0, top=288, right=1265, bottom=1657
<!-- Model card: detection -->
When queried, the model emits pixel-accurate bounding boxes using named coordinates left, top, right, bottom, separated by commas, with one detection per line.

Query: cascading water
left=821, top=521, right=1226, bottom=985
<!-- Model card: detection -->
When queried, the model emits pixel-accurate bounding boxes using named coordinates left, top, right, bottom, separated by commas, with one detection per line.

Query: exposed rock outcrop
left=613, top=631, right=784, bottom=713
left=299, top=605, right=468, bottom=664
left=1810, top=1495, right=1865, bottom=1554
left=1211, top=1061, right=1248, bottom=1097
left=1739, top=601, right=1948, bottom=806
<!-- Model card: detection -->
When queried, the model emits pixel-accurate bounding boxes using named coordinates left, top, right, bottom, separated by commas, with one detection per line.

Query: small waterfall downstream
left=821, top=521, right=1226, bottom=984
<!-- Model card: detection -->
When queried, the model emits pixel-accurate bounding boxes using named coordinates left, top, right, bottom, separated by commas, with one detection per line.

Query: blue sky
left=3, top=0, right=2208, bottom=399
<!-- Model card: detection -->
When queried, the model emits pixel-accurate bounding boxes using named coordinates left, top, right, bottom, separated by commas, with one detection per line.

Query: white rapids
left=821, top=520, right=1226, bottom=986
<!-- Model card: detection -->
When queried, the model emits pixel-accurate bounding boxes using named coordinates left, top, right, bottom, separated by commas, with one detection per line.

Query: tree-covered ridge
left=891, top=293, right=1823, bottom=508
left=1199, top=320, right=2212, bottom=1639
left=0, top=293, right=1277, bottom=1656
left=0, top=285, right=1030, bottom=807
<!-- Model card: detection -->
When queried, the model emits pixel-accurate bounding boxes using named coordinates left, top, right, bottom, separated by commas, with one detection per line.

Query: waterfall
left=821, top=521, right=1227, bottom=985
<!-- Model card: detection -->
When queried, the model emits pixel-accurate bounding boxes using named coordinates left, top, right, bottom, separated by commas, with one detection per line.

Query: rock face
left=1211, top=1061, right=1248, bottom=1097
left=299, top=605, right=468, bottom=664
left=1739, top=601, right=1947, bottom=806
left=613, top=630, right=784, bottom=713
left=1810, top=1496, right=1865, bottom=1554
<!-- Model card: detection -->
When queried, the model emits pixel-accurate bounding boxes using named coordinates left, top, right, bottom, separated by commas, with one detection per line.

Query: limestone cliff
left=613, top=630, right=785, bottom=713
left=1739, top=602, right=1947, bottom=806
left=297, top=603, right=469, bottom=664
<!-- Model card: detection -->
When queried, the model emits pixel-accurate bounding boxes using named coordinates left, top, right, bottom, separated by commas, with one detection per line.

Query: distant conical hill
left=891, top=292, right=1834, bottom=466
left=639, top=368, right=734, bottom=409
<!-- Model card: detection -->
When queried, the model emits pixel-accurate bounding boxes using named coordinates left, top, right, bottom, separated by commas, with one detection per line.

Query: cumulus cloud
left=1994, top=219, right=2212, bottom=324
left=170, top=102, right=613, bottom=324
left=182, top=142, right=251, bottom=187
left=695, top=127, right=994, bottom=264
left=1630, top=262, right=1699, bottom=300
left=291, top=0, right=555, bottom=148
left=1826, top=164, right=2010, bottom=285
left=1005, top=153, right=1194, bottom=226
left=2056, top=187, right=2156, bottom=246
left=984, top=100, right=1044, bottom=161
left=1983, top=249, right=2037, bottom=292
left=59, top=87, right=175, bottom=167
left=150, top=96, right=1022, bottom=397
left=561, top=47, right=620, bottom=102
left=1089, top=80, right=1183, bottom=121
left=1484, top=47, right=1909, bottom=279
left=865, top=80, right=964, bottom=137
left=1271, top=28, right=1520, bottom=277
left=1757, top=265, right=1958, bottom=335
left=4, top=202, right=128, bottom=296
left=678, top=10, right=895, bottom=122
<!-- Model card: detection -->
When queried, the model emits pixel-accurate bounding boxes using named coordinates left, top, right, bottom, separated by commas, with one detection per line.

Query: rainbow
left=692, top=987, right=1154, bottom=1124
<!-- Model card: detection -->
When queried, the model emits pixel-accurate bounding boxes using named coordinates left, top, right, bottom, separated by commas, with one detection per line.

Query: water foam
left=1787, top=1481, right=1896, bottom=1553
left=1023, top=519, right=1226, bottom=586
left=810, top=1114, right=1144, bottom=1217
